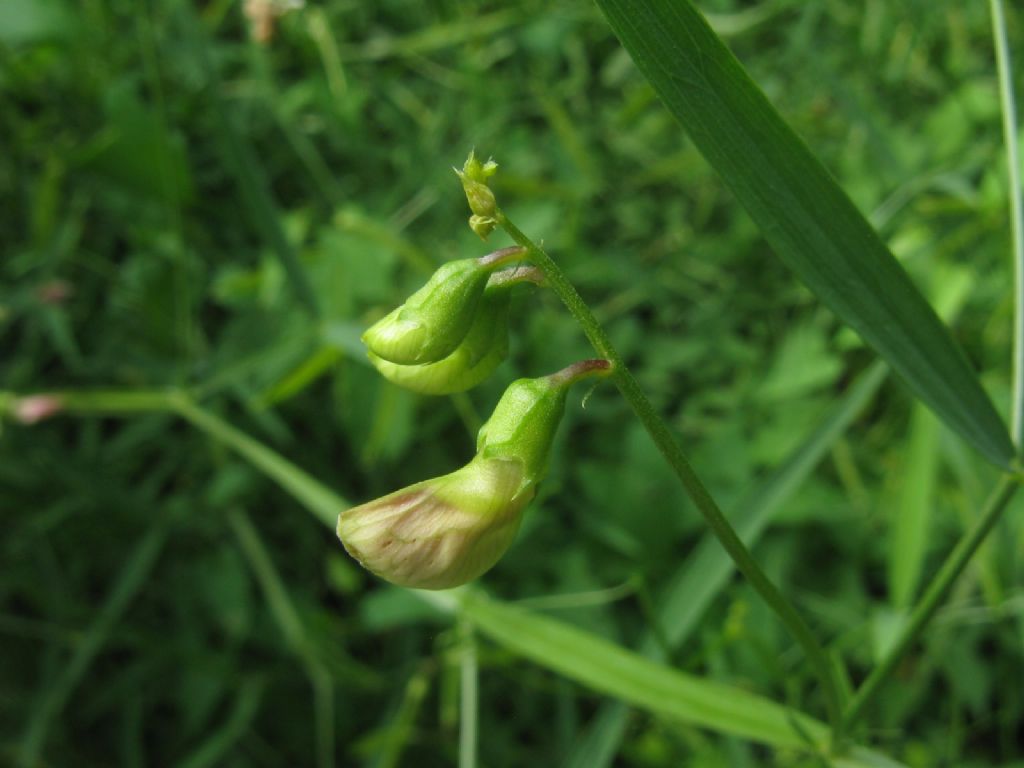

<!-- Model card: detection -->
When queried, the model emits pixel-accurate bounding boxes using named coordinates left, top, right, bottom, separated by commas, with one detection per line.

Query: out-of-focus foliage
left=1, top=0, right=1022, bottom=766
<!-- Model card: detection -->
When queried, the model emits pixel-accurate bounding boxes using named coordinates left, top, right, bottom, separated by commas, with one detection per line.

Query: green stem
left=227, top=508, right=336, bottom=768
left=495, top=210, right=845, bottom=741
left=989, top=0, right=1024, bottom=447
left=57, top=389, right=181, bottom=413
left=458, top=617, right=479, bottom=768
left=841, top=474, right=1019, bottom=733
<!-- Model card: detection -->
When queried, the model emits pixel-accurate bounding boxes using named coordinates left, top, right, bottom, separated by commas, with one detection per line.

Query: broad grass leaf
left=594, top=0, right=1014, bottom=468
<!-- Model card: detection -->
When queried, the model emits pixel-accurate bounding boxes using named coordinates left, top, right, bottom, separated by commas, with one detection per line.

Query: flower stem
left=840, top=474, right=1020, bottom=733
left=495, top=210, right=845, bottom=741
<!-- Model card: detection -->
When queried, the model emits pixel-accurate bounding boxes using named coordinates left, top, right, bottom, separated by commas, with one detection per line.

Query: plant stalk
left=495, top=210, right=845, bottom=741
left=459, top=617, right=479, bottom=768
left=989, top=0, right=1024, bottom=447
left=840, top=474, right=1020, bottom=732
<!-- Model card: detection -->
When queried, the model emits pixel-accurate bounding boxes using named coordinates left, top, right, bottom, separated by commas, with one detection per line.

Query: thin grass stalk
left=841, top=475, right=1020, bottom=733
left=989, top=0, right=1024, bottom=447
left=171, top=393, right=347, bottom=524
left=459, top=617, right=479, bottom=768
left=18, top=521, right=170, bottom=766
left=227, top=508, right=336, bottom=768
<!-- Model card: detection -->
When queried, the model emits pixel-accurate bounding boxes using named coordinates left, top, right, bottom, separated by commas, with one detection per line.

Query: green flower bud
left=362, top=247, right=525, bottom=366
left=456, top=151, right=499, bottom=240
left=468, top=214, right=497, bottom=240
left=338, top=456, right=532, bottom=590
left=368, top=290, right=509, bottom=395
left=366, top=267, right=544, bottom=395
left=337, top=359, right=611, bottom=589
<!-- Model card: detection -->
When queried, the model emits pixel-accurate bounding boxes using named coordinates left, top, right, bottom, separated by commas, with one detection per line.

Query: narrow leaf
left=888, top=268, right=973, bottom=607
left=463, top=590, right=822, bottom=749
left=178, top=679, right=265, bottom=768
left=594, top=0, right=1014, bottom=468
left=19, top=520, right=170, bottom=766
left=989, top=0, right=1024, bottom=445
left=173, top=395, right=348, bottom=526
left=441, top=590, right=903, bottom=767
left=889, top=406, right=941, bottom=608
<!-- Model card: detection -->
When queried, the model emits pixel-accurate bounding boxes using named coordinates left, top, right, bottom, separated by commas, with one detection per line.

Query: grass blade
left=19, top=519, right=171, bottom=767
left=371, top=664, right=432, bottom=768
left=842, top=476, right=1020, bottom=731
left=228, top=507, right=315, bottom=655
left=989, top=0, right=1024, bottom=445
left=888, top=404, right=941, bottom=608
left=594, top=0, right=1014, bottom=468
left=429, top=590, right=903, bottom=767
left=887, top=270, right=973, bottom=609
left=228, top=508, right=336, bottom=768
left=462, top=590, right=822, bottom=749
left=177, top=678, right=265, bottom=768
left=172, top=394, right=347, bottom=527
left=458, top=617, right=478, bottom=768
left=181, top=3, right=321, bottom=319
left=564, top=360, right=888, bottom=767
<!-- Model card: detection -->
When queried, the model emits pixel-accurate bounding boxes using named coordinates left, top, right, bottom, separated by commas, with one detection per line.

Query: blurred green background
left=2, top=0, right=1023, bottom=765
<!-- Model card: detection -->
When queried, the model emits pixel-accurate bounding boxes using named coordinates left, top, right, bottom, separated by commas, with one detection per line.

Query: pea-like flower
left=362, top=247, right=526, bottom=366
left=337, top=359, right=612, bottom=589
left=337, top=456, right=532, bottom=589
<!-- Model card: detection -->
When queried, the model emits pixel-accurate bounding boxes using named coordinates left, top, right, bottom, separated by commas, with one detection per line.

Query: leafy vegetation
left=2, top=0, right=1023, bottom=766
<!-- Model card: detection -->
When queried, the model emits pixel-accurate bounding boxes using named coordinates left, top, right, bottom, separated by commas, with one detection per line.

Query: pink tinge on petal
left=336, top=458, right=531, bottom=589
left=13, top=395, right=65, bottom=425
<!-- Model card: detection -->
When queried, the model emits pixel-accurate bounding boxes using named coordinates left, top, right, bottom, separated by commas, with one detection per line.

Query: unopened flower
left=367, top=266, right=543, bottom=395
left=338, top=456, right=531, bottom=589
left=456, top=151, right=499, bottom=239
left=362, top=247, right=526, bottom=366
left=337, top=359, right=611, bottom=589
left=368, top=290, right=509, bottom=395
